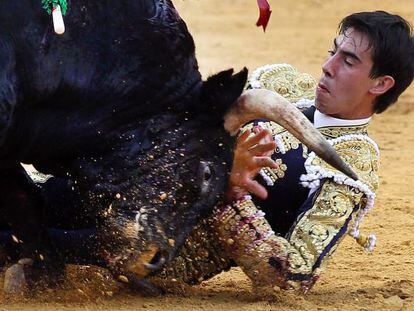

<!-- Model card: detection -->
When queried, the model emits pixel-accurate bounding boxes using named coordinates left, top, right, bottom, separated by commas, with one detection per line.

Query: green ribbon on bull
left=42, top=0, right=68, bottom=16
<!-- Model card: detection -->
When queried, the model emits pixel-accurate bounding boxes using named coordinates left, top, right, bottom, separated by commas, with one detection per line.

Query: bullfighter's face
left=316, top=28, right=388, bottom=119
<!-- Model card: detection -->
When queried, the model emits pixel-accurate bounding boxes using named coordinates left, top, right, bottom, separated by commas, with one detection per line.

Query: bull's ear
left=199, top=68, right=248, bottom=122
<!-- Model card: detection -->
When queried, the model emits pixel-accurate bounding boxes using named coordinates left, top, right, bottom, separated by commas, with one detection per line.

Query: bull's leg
left=0, top=165, right=64, bottom=292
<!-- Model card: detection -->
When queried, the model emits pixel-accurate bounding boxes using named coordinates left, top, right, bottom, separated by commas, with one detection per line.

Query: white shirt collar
left=314, top=109, right=371, bottom=129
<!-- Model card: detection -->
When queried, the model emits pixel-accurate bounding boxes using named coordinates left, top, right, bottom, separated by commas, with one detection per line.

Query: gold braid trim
left=319, top=124, right=368, bottom=139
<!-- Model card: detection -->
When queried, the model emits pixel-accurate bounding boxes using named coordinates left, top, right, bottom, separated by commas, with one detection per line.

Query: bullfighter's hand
left=225, top=127, right=278, bottom=202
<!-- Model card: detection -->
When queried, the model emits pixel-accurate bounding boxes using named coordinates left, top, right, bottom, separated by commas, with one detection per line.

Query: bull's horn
left=224, top=89, right=358, bottom=181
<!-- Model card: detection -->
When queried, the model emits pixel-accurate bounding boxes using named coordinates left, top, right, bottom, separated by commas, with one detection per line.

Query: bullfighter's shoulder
left=301, top=134, right=380, bottom=193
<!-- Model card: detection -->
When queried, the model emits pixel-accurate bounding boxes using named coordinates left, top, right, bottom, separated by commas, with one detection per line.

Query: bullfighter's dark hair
left=339, top=11, right=414, bottom=113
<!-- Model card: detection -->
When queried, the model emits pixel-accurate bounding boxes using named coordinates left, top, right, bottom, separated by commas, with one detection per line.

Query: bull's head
left=96, top=69, right=248, bottom=294
left=96, top=68, right=356, bottom=295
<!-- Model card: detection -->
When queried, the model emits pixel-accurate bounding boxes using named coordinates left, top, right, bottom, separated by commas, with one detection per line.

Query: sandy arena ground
left=1, top=1, right=413, bottom=310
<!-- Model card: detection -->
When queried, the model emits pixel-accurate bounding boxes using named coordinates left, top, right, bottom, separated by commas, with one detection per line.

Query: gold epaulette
left=247, top=63, right=317, bottom=104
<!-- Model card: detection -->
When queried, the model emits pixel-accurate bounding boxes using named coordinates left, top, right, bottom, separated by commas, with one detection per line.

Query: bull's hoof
left=3, top=258, right=33, bottom=294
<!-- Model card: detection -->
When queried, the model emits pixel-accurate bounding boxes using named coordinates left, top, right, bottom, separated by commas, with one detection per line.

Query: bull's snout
left=144, top=250, right=167, bottom=271
left=112, top=245, right=170, bottom=296
left=123, top=245, right=168, bottom=279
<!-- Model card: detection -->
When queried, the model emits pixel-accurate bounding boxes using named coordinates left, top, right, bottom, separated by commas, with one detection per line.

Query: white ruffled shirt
left=295, top=98, right=372, bottom=127
left=314, top=109, right=371, bottom=128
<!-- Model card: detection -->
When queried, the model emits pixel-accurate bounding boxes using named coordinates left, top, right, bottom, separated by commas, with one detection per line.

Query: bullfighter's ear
left=199, top=68, right=248, bottom=122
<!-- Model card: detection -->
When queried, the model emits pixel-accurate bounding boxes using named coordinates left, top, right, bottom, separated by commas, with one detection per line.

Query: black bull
left=0, top=0, right=355, bottom=294
left=0, top=0, right=249, bottom=291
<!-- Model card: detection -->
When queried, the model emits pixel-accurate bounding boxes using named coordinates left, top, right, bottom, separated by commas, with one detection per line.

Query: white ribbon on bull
left=52, top=4, right=65, bottom=35
left=224, top=88, right=359, bottom=181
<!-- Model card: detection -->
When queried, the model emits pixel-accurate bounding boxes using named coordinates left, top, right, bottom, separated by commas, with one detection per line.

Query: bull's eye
left=203, top=166, right=212, bottom=181
left=198, top=161, right=214, bottom=195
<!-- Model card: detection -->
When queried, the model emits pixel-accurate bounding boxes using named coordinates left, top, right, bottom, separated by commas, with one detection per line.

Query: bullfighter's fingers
left=249, top=141, right=277, bottom=156
left=244, top=179, right=269, bottom=200
left=237, top=129, right=252, bottom=145
left=254, top=156, right=278, bottom=169
left=253, top=126, right=272, bottom=141
left=244, top=128, right=272, bottom=148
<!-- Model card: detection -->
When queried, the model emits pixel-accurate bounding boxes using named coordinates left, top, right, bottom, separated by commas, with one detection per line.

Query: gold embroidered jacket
left=153, top=114, right=380, bottom=291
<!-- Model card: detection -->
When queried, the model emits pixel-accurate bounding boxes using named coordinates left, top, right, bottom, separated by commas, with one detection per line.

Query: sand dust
left=1, top=1, right=413, bottom=310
